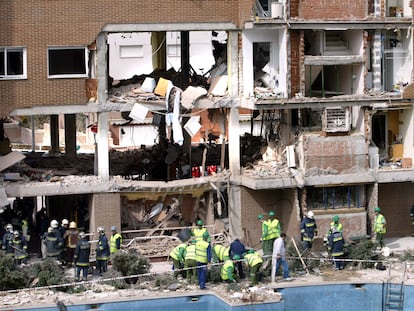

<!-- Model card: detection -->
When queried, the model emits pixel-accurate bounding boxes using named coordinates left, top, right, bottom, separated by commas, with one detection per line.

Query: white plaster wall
left=108, top=33, right=153, bottom=80
left=399, top=108, right=414, bottom=158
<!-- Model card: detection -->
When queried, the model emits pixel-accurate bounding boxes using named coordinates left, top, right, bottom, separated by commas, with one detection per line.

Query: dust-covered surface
left=1, top=256, right=414, bottom=310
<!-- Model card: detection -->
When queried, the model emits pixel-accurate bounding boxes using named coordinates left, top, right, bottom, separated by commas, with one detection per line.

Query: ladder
left=384, top=263, right=406, bottom=311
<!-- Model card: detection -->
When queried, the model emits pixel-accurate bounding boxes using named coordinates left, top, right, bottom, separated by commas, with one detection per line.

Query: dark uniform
left=74, top=232, right=91, bottom=281
left=96, top=228, right=110, bottom=275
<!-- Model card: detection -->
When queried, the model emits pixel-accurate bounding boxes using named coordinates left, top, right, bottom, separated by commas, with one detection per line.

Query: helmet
left=269, top=211, right=275, bottom=217
left=111, top=226, right=117, bottom=231
left=306, top=211, right=314, bottom=219
left=233, top=254, right=241, bottom=261
left=97, top=226, right=105, bottom=233
left=21, top=220, right=28, bottom=226
left=51, top=220, right=59, bottom=228
left=258, top=214, right=264, bottom=220
left=69, top=221, right=77, bottom=229
left=332, top=215, right=339, bottom=222
left=62, top=219, right=69, bottom=226
left=375, top=207, right=381, bottom=212
left=79, top=231, right=86, bottom=239
left=196, top=220, right=203, bottom=226
left=48, top=227, right=54, bottom=233
left=13, top=230, right=20, bottom=237
left=248, top=249, right=255, bottom=254
left=6, top=224, right=13, bottom=231
left=202, top=231, right=210, bottom=239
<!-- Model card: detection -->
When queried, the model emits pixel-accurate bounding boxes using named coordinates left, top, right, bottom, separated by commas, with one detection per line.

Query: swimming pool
left=6, top=282, right=414, bottom=311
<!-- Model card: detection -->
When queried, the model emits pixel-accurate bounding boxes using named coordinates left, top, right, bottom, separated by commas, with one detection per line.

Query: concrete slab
left=0, top=151, right=25, bottom=172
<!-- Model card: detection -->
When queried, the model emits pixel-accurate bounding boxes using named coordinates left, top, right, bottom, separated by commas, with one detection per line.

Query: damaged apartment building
left=1, top=0, right=414, bottom=256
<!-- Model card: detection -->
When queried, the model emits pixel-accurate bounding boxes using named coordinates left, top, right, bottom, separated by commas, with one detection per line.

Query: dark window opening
left=48, top=48, right=87, bottom=77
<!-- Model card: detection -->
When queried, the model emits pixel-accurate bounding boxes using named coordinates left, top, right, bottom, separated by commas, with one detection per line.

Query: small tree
left=111, top=250, right=151, bottom=284
left=0, top=255, right=27, bottom=290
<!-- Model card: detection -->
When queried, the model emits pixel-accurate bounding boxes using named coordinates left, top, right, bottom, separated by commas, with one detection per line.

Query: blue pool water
left=7, top=283, right=414, bottom=311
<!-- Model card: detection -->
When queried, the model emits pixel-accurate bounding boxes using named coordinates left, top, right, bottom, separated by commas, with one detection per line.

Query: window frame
left=0, top=46, right=27, bottom=80
left=47, top=46, right=88, bottom=79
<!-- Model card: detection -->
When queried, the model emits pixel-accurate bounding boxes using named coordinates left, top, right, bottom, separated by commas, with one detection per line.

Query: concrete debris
left=304, top=167, right=338, bottom=177
left=0, top=151, right=25, bottom=172
left=243, top=160, right=292, bottom=178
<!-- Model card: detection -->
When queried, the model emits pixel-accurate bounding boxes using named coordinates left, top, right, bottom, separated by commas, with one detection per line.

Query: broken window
left=48, top=47, right=88, bottom=78
left=0, top=47, right=26, bottom=79
left=382, top=29, right=410, bottom=92
left=306, top=185, right=363, bottom=210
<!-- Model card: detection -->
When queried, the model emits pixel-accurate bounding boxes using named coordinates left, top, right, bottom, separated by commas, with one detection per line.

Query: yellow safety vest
left=193, top=228, right=208, bottom=241
left=195, top=240, right=209, bottom=263
left=110, top=233, right=122, bottom=254
left=220, top=260, right=234, bottom=281
left=244, top=253, right=263, bottom=267
left=263, top=219, right=280, bottom=240
left=214, top=244, right=230, bottom=261
left=170, top=243, right=187, bottom=261
left=374, top=214, right=386, bottom=234
left=185, top=244, right=196, bottom=261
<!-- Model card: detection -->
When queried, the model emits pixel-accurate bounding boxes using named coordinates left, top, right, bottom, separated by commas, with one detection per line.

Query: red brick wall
left=0, top=0, right=249, bottom=117
left=298, top=0, right=367, bottom=19
left=303, top=135, right=368, bottom=173
left=290, top=31, right=301, bottom=97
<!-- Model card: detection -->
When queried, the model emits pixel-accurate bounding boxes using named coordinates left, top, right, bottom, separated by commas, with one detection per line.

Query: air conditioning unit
left=271, top=2, right=284, bottom=18
left=323, top=107, right=350, bottom=133
left=285, top=145, right=296, bottom=168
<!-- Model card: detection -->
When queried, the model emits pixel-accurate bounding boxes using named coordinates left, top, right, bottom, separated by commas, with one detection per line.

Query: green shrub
left=0, top=255, right=27, bottom=290
left=30, top=258, right=70, bottom=289
left=111, top=250, right=151, bottom=284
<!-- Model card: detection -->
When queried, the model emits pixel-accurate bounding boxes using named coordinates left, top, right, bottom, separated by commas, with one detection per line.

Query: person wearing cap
left=191, top=219, right=210, bottom=242
left=64, top=221, right=79, bottom=267
left=373, top=207, right=387, bottom=250
left=328, top=215, right=343, bottom=235
left=2, top=224, right=14, bottom=255
left=272, top=233, right=291, bottom=281
left=195, top=231, right=211, bottom=289
left=229, top=237, right=246, bottom=279
left=220, top=255, right=239, bottom=283
left=262, top=211, right=281, bottom=269
left=184, top=239, right=197, bottom=283
left=96, top=226, right=110, bottom=275
left=169, top=241, right=187, bottom=279
left=327, top=226, right=345, bottom=270
left=43, top=226, right=64, bottom=260
left=12, top=230, right=28, bottom=265
left=74, top=231, right=91, bottom=282
left=300, top=211, right=318, bottom=250
left=110, top=226, right=122, bottom=255
left=212, top=243, right=230, bottom=263
left=244, top=249, right=263, bottom=286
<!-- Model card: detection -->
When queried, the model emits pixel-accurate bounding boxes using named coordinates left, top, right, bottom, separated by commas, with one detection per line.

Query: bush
left=111, top=250, right=151, bottom=284
left=0, top=255, right=27, bottom=290
left=30, top=258, right=70, bottom=290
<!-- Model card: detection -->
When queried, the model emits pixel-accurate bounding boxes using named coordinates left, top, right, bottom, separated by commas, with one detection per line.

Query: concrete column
left=228, top=184, right=242, bottom=239
left=89, top=193, right=121, bottom=240
left=227, top=30, right=239, bottom=98
left=50, top=115, right=60, bottom=154
left=372, top=31, right=382, bottom=91
left=366, top=182, right=378, bottom=235
left=228, top=107, right=240, bottom=175
left=64, top=114, right=77, bottom=158
left=96, top=32, right=110, bottom=181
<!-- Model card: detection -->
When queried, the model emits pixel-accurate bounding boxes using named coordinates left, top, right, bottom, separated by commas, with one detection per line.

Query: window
left=0, top=47, right=27, bottom=79
left=48, top=47, right=88, bottom=78
left=306, top=186, right=362, bottom=210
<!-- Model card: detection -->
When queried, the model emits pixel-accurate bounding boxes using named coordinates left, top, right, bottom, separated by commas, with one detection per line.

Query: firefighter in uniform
left=96, top=226, right=110, bottom=275
left=74, top=231, right=91, bottom=281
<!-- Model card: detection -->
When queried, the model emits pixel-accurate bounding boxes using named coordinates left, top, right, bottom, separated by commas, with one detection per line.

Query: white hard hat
left=48, top=227, right=54, bottom=233
left=6, top=224, right=13, bottom=231
left=62, top=219, right=69, bottom=226
left=51, top=220, right=59, bottom=228
left=79, top=231, right=86, bottom=239
left=69, top=221, right=77, bottom=229
left=306, top=211, right=314, bottom=219
left=97, top=226, right=105, bottom=233
left=13, top=230, right=20, bottom=236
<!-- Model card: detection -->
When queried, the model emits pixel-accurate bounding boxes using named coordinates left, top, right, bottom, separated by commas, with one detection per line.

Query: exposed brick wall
left=290, top=31, right=301, bottom=97
left=303, top=134, right=368, bottom=173
left=0, top=0, right=243, bottom=116
left=298, top=0, right=366, bottom=19
left=89, top=193, right=121, bottom=240
left=240, top=187, right=297, bottom=247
